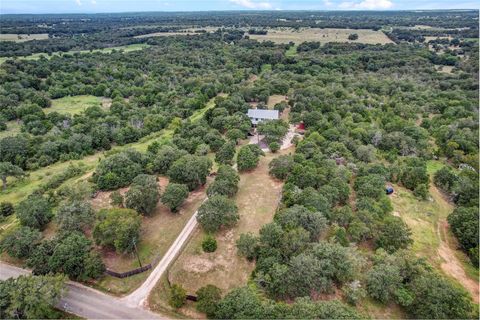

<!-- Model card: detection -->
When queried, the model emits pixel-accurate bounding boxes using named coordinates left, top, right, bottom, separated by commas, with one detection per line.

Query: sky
left=1, top=0, right=479, bottom=14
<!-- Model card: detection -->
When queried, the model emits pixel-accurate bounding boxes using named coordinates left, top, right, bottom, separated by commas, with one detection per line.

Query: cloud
left=230, top=0, right=272, bottom=9
left=91, top=0, right=96, bottom=4
left=75, top=0, right=82, bottom=5
left=339, top=0, right=393, bottom=9
left=323, top=0, right=334, bottom=6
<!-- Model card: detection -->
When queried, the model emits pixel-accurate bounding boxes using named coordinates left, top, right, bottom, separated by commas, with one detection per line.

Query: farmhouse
left=247, top=109, right=279, bottom=126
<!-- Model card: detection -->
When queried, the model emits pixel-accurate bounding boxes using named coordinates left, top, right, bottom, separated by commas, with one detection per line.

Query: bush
left=413, top=183, right=428, bottom=200
left=162, top=183, right=189, bottom=212
left=268, top=142, right=280, bottom=153
left=236, top=233, right=258, bottom=260
left=197, top=195, right=239, bottom=233
left=374, top=216, right=413, bottom=253
left=125, top=174, right=159, bottom=216
left=1, top=226, right=41, bottom=259
left=268, top=155, right=294, bottom=180
left=109, top=191, right=124, bottom=207
left=207, top=165, right=240, bottom=198
left=168, top=155, right=212, bottom=191
left=237, top=145, right=264, bottom=172
left=196, top=285, right=222, bottom=317
left=169, top=284, right=187, bottom=308
left=0, top=202, right=14, bottom=217
left=93, top=208, right=142, bottom=253
left=434, top=166, right=458, bottom=193
left=447, top=206, right=479, bottom=262
left=16, top=194, right=52, bottom=230
left=215, top=141, right=236, bottom=165
left=202, top=234, right=217, bottom=253
left=93, top=149, right=147, bottom=190
left=56, top=200, right=95, bottom=232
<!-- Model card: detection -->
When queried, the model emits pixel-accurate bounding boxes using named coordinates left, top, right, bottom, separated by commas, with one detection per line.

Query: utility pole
left=132, top=239, right=142, bottom=268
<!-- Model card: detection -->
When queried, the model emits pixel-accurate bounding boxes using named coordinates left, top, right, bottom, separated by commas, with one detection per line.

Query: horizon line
left=1, top=8, right=479, bottom=15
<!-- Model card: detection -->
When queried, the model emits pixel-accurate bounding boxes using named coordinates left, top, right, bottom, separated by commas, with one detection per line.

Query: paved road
left=0, top=262, right=162, bottom=319
left=123, top=207, right=201, bottom=308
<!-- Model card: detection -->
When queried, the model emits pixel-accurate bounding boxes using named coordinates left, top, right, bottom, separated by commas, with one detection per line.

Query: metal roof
left=247, top=109, right=279, bottom=120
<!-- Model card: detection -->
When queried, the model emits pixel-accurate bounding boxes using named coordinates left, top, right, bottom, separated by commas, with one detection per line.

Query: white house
left=247, top=109, right=279, bottom=126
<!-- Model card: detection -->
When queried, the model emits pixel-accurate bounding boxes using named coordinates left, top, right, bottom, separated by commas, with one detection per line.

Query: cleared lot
left=0, top=33, right=49, bottom=42
left=249, top=28, right=393, bottom=44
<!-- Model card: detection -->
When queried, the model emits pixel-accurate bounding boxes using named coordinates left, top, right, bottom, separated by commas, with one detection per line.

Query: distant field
left=0, top=43, right=150, bottom=65
left=134, top=27, right=218, bottom=39
left=0, top=33, right=49, bottom=42
left=47, top=95, right=103, bottom=115
left=248, top=28, right=394, bottom=45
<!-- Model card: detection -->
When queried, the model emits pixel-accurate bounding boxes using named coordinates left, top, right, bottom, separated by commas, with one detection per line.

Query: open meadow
left=248, top=27, right=394, bottom=44
left=0, top=33, right=49, bottom=42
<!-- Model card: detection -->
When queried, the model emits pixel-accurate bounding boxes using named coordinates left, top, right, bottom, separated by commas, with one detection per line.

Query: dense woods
left=0, top=9, right=478, bottom=320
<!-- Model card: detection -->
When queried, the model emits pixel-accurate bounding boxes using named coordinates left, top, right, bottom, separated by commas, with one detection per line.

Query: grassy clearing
left=285, top=44, right=298, bottom=57
left=0, top=43, right=150, bottom=65
left=0, top=33, right=49, bottom=42
left=155, top=149, right=290, bottom=315
left=47, top=95, right=103, bottom=115
left=249, top=28, right=393, bottom=45
left=267, top=94, right=287, bottom=109
left=0, top=120, right=21, bottom=139
left=390, top=160, right=479, bottom=303
left=358, top=298, right=406, bottom=319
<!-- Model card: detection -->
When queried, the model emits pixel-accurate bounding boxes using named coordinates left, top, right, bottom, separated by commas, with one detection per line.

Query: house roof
left=247, top=109, right=279, bottom=120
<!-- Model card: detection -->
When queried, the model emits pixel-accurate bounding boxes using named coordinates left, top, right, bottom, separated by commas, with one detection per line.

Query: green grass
left=47, top=95, right=103, bottom=115
left=285, top=44, right=298, bottom=57
left=261, top=64, right=272, bottom=73
left=0, top=121, right=21, bottom=139
left=0, top=43, right=150, bottom=65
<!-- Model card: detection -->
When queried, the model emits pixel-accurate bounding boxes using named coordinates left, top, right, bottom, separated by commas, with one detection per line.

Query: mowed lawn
left=47, top=95, right=104, bottom=115
left=249, top=27, right=393, bottom=45
left=149, top=149, right=292, bottom=315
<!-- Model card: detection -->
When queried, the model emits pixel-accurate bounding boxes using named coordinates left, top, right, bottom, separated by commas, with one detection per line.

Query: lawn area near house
left=149, top=148, right=292, bottom=315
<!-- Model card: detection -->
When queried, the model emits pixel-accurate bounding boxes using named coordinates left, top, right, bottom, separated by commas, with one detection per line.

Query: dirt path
left=437, top=221, right=479, bottom=303
left=431, top=185, right=479, bottom=303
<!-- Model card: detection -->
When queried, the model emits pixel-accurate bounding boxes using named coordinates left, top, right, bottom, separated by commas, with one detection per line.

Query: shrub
left=16, top=194, right=52, bottom=230
left=268, top=155, right=294, bottom=180
left=196, top=285, right=222, bottom=317
left=93, top=208, right=142, bottom=253
left=125, top=174, right=159, bottom=216
left=1, top=226, right=41, bottom=259
left=236, top=233, right=258, bottom=260
left=202, top=234, right=217, bottom=253
left=237, top=145, right=264, bottom=172
left=197, top=195, right=239, bottom=233
left=169, top=284, right=187, bottom=308
left=109, top=191, right=124, bottom=207
left=161, top=183, right=189, bottom=212
left=269, top=142, right=280, bottom=153
left=0, top=202, right=14, bottom=217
